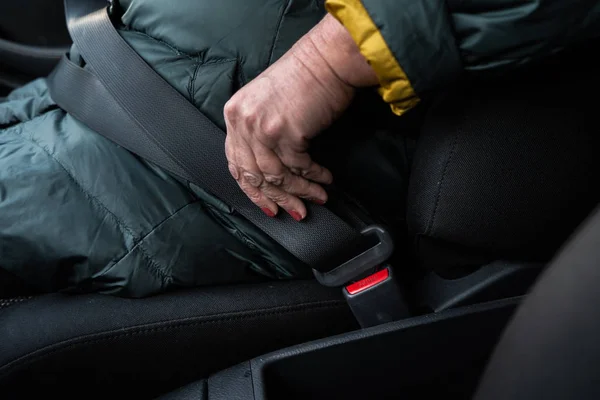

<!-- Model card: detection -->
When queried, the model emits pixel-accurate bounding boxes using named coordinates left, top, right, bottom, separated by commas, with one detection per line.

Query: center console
left=160, top=297, right=519, bottom=399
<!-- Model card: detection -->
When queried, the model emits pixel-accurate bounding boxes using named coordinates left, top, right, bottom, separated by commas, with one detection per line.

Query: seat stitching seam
left=426, top=132, right=459, bottom=236
left=249, top=359, right=256, bottom=396
left=0, top=301, right=346, bottom=373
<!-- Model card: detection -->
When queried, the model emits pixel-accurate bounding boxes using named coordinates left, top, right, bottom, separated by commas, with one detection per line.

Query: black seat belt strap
left=49, top=0, right=368, bottom=271
left=48, top=0, right=411, bottom=328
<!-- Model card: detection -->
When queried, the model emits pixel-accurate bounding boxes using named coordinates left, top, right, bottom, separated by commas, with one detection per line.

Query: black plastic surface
left=417, top=261, right=543, bottom=312
left=158, top=297, right=520, bottom=399
left=253, top=297, right=520, bottom=399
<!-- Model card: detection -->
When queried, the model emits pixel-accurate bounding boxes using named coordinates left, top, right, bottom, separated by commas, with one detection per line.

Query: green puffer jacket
left=0, top=0, right=598, bottom=297
left=327, top=0, right=600, bottom=115
left=0, top=0, right=330, bottom=297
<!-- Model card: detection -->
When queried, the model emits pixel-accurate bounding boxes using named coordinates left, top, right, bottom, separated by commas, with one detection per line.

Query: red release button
left=346, top=268, right=390, bottom=295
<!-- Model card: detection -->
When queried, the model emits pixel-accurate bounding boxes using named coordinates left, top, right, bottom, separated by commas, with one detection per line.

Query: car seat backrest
left=407, top=39, right=600, bottom=277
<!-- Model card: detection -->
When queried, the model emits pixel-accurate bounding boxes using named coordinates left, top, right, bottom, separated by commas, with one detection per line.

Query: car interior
left=2, top=1, right=600, bottom=399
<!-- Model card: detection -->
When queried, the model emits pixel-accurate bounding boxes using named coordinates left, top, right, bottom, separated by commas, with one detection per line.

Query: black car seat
left=0, top=280, right=358, bottom=399
left=409, top=39, right=600, bottom=276
left=406, top=39, right=600, bottom=311
left=1, top=36, right=599, bottom=400
left=149, top=202, right=600, bottom=400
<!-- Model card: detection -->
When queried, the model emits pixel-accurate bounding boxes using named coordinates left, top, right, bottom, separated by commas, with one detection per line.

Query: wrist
left=307, top=14, right=378, bottom=88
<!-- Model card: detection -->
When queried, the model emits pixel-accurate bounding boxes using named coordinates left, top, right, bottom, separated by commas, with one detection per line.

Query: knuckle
left=223, top=99, right=239, bottom=122
left=224, top=99, right=257, bottom=128
left=289, top=167, right=302, bottom=176
left=270, top=192, right=290, bottom=205
left=238, top=103, right=258, bottom=127
left=300, top=182, right=315, bottom=196
left=302, top=168, right=317, bottom=178
left=264, top=173, right=285, bottom=186
left=261, top=117, right=284, bottom=140
left=224, top=137, right=233, bottom=157
left=242, top=171, right=263, bottom=187
left=283, top=176, right=307, bottom=193
left=283, top=153, right=312, bottom=171
left=256, top=157, right=281, bottom=175
left=228, top=163, right=240, bottom=180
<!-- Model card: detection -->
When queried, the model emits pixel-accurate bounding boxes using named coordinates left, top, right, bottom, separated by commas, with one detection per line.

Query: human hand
left=224, top=14, right=377, bottom=221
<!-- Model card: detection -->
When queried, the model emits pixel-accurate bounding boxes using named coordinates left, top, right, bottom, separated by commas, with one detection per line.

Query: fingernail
left=288, top=210, right=303, bottom=222
left=305, top=197, right=326, bottom=205
left=262, top=208, right=276, bottom=218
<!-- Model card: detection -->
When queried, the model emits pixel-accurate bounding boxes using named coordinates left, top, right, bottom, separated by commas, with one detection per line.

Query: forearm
left=289, top=14, right=378, bottom=93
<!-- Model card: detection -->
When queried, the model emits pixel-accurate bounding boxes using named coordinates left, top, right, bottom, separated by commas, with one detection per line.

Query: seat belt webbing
left=47, top=0, right=365, bottom=271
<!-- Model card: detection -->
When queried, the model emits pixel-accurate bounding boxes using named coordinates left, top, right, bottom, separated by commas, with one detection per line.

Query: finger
left=298, top=161, right=333, bottom=185
left=224, top=132, right=242, bottom=179
left=280, top=173, right=328, bottom=205
left=253, top=147, right=328, bottom=205
left=260, top=181, right=307, bottom=221
left=225, top=134, right=279, bottom=217
left=237, top=170, right=279, bottom=217
left=276, top=151, right=333, bottom=185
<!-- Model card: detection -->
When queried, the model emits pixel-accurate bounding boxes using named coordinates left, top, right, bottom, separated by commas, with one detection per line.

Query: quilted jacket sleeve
left=326, top=0, right=600, bottom=116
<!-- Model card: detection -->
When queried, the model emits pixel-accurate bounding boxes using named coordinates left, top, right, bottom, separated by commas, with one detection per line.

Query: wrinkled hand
left=224, top=43, right=351, bottom=221
left=224, top=14, right=378, bottom=221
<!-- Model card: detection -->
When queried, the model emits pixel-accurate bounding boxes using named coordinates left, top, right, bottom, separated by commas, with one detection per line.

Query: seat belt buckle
left=312, top=225, right=409, bottom=328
